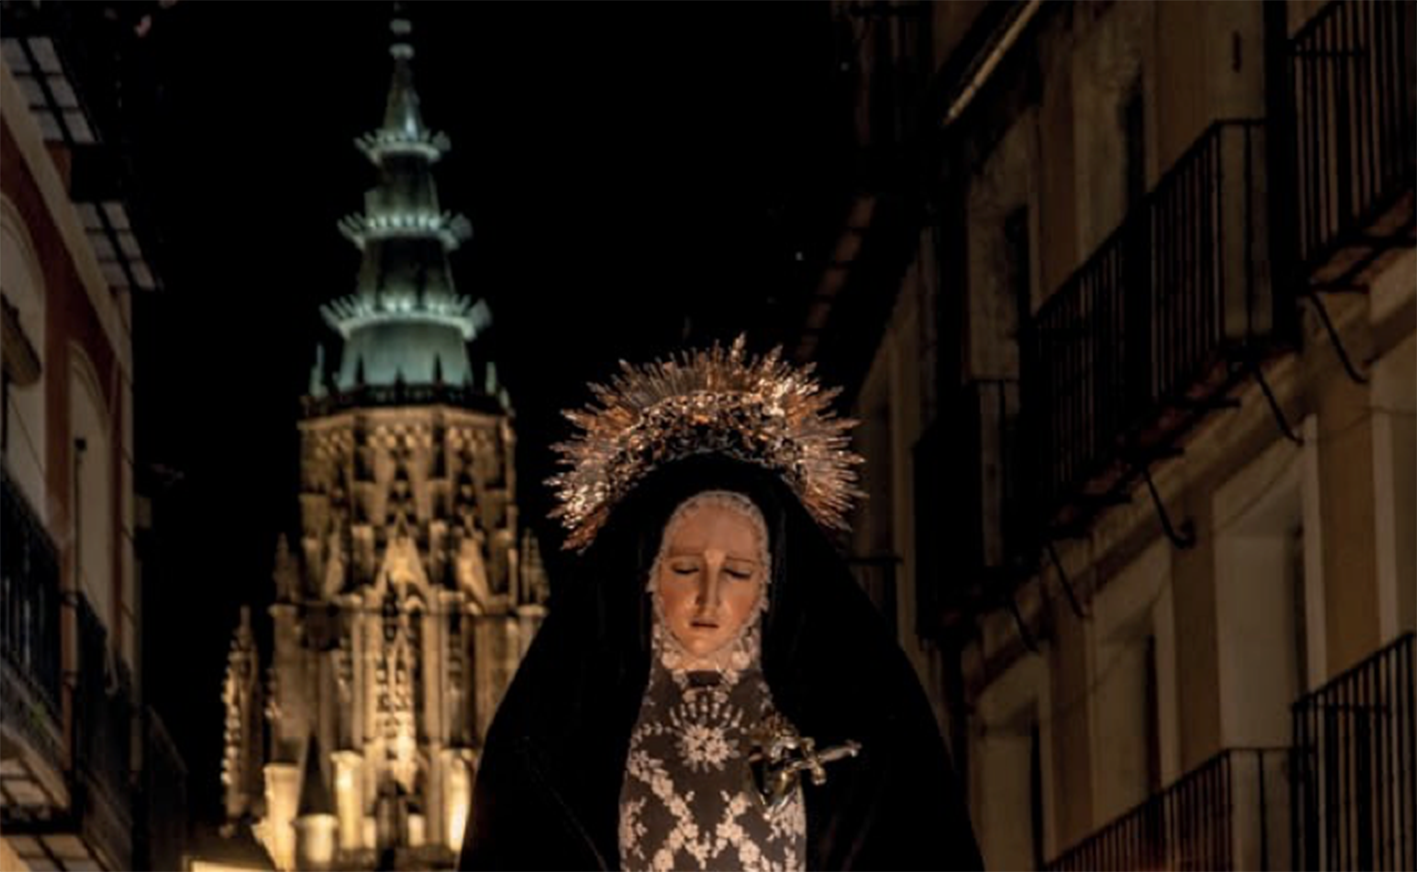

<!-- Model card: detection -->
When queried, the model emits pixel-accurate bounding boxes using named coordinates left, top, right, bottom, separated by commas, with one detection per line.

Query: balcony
left=915, top=380, right=1034, bottom=636
left=1, top=466, right=66, bottom=810
left=0, top=1, right=166, bottom=293
left=1292, top=632, right=1415, bottom=871
left=3, top=592, right=135, bottom=872
left=1290, top=0, right=1415, bottom=289
left=1023, top=120, right=1280, bottom=538
left=71, top=594, right=135, bottom=871
left=1047, top=747, right=1290, bottom=871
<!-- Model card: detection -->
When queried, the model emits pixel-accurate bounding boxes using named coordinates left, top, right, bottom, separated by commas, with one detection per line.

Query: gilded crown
left=548, top=336, right=864, bottom=551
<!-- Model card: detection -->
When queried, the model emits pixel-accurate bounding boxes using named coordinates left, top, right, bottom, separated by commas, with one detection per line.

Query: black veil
left=461, top=455, right=983, bottom=870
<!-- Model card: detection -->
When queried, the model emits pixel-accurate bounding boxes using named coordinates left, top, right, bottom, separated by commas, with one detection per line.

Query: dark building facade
left=1, top=2, right=187, bottom=870
left=797, top=1, right=1414, bottom=869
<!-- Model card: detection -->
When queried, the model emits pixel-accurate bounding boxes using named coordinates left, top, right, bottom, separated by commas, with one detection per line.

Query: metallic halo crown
left=548, top=336, right=864, bottom=551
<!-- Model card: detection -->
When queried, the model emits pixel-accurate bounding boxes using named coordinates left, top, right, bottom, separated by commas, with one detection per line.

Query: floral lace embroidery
left=620, top=624, right=805, bottom=871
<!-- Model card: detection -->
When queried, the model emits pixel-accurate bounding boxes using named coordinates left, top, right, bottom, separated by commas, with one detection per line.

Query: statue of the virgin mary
left=460, top=338, right=983, bottom=871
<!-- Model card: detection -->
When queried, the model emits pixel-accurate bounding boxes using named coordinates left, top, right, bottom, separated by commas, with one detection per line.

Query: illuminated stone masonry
left=219, top=15, right=547, bottom=871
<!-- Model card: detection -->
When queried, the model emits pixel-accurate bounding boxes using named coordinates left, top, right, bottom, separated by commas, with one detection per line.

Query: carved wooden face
left=654, top=503, right=765, bottom=660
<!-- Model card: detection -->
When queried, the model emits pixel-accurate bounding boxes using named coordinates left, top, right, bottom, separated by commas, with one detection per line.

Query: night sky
left=127, top=2, right=855, bottom=824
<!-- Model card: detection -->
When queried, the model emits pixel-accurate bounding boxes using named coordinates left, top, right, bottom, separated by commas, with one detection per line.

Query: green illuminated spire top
left=317, top=11, right=491, bottom=395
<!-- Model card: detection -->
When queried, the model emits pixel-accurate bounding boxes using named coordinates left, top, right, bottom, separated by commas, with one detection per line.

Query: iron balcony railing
left=7, top=590, right=138, bottom=869
left=1291, top=0, right=1415, bottom=285
left=1292, top=632, right=1415, bottom=871
left=1047, top=747, right=1290, bottom=871
left=0, top=2, right=167, bottom=292
left=0, top=465, right=64, bottom=775
left=1023, top=120, right=1273, bottom=533
left=0, top=1, right=142, bottom=150
left=72, top=593, right=134, bottom=871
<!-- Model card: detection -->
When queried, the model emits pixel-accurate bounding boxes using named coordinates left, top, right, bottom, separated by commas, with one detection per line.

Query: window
left=1095, top=628, right=1161, bottom=820
left=1123, top=86, right=1146, bottom=208
left=1004, top=207, right=1032, bottom=332
left=975, top=690, right=1048, bottom=870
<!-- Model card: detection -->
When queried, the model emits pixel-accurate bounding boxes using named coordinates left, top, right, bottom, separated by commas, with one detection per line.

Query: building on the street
left=800, top=1, right=1414, bottom=868
left=0, top=2, right=187, bottom=870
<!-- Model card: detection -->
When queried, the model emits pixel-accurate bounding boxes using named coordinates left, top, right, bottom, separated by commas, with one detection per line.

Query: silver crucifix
left=745, top=716, right=861, bottom=813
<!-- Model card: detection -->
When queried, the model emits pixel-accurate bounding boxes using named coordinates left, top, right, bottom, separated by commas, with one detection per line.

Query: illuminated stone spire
left=224, top=11, right=548, bottom=869
left=221, top=607, right=264, bottom=826
left=320, top=11, right=489, bottom=392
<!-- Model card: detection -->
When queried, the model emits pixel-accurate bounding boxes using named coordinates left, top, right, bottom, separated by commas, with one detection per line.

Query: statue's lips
left=689, top=619, right=721, bottom=630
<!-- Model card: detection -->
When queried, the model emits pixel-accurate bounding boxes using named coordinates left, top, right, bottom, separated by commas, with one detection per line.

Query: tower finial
left=316, top=1, right=489, bottom=395
left=390, top=3, right=413, bottom=59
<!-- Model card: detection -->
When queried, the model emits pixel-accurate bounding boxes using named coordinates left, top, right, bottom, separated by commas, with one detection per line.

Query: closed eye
left=725, top=569, right=753, bottom=580
left=670, top=565, right=699, bottom=576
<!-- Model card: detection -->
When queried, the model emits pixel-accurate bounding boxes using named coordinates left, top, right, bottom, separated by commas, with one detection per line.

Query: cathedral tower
left=220, top=14, right=548, bottom=870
